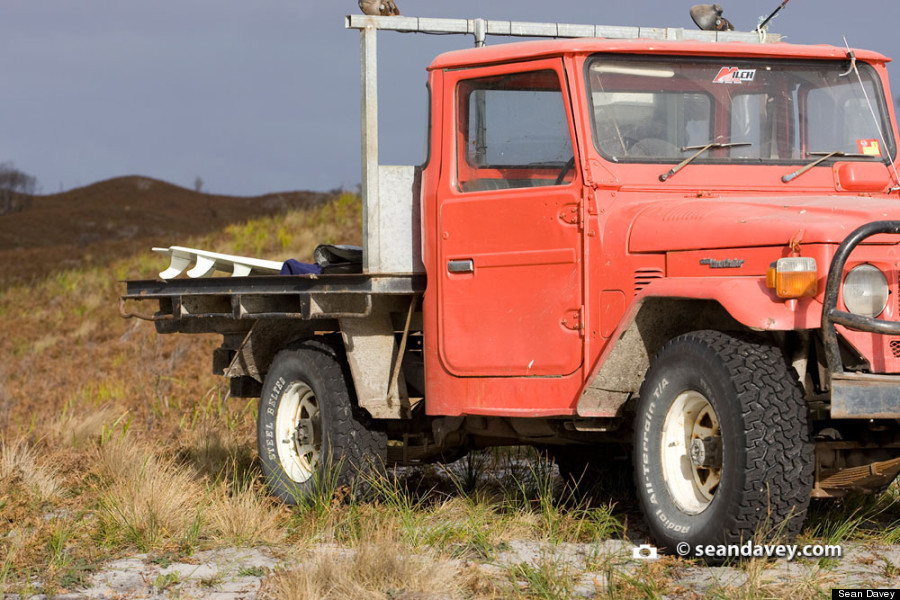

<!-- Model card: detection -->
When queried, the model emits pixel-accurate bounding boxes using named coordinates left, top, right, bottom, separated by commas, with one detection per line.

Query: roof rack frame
left=344, top=14, right=778, bottom=47
left=343, top=14, right=779, bottom=273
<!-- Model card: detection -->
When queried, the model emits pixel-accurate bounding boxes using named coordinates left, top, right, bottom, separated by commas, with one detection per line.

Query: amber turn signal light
left=766, top=257, right=818, bottom=298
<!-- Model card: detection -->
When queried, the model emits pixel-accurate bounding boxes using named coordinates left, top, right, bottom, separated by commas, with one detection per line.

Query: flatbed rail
left=121, top=273, right=425, bottom=332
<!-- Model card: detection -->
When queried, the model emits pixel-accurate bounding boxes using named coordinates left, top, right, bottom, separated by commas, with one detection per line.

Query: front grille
left=890, top=339, right=900, bottom=358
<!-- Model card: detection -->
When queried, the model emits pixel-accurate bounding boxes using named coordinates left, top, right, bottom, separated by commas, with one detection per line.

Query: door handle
left=447, top=259, right=474, bottom=274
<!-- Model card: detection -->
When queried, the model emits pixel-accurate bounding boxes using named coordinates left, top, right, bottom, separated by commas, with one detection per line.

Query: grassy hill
left=0, top=181, right=362, bottom=434
left=0, top=176, right=333, bottom=289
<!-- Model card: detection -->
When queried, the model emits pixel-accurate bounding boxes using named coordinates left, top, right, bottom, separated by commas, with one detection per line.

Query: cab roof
left=427, top=37, right=891, bottom=71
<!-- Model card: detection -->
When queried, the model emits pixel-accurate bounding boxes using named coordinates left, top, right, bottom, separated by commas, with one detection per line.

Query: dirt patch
left=86, top=548, right=277, bottom=599
left=8, top=539, right=899, bottom=598
left=2, top=548, right=277, bottom=599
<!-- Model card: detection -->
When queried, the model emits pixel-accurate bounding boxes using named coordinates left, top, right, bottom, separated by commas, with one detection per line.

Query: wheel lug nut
left=690, top=436, right=721, bottom=468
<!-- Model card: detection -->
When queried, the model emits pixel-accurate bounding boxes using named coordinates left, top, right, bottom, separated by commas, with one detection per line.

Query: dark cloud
left=0, top=1, right=896, bottom=194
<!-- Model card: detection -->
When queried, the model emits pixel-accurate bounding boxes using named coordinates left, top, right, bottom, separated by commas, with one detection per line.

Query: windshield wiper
left=659, top=141, right=752, bottom=182
left=782, top=151, right=874, bottom=183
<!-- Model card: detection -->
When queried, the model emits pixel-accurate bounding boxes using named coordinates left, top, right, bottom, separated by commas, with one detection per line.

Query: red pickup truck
left=123, top=15, right=900, bottom=554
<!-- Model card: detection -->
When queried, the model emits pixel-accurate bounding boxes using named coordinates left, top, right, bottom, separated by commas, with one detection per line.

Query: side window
left=457, top=70, right=574, bottom=193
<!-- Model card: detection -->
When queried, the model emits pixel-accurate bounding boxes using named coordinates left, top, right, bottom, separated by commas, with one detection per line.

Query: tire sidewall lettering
left=638, top=388, right=698, bottom=535
left=262, top=376, right=288, bottom=463
left=636, top=353, right=724, bottom=546
left=256, top=344, right=386, bottom=506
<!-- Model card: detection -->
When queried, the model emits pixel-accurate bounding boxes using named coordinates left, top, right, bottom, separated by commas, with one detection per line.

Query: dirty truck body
left=124, top=21, right=900, bottom=552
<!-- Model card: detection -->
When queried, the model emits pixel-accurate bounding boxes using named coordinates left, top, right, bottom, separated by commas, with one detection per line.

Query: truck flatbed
left=121, top=273, right=425, bottom=334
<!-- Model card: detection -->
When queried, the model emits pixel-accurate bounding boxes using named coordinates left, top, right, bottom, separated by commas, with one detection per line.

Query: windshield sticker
left=713, top=67, right=757, bottom=84
left=857, top=139, right=882, bottom=156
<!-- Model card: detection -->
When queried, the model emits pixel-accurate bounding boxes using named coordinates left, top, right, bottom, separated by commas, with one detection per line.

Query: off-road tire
left=633, top=330, right=813, bottom=556
left=257, top=340, right=386, bottom=504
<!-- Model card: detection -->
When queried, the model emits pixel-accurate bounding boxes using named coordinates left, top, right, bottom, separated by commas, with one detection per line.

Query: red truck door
left=436, top=60, right=584, bottom=377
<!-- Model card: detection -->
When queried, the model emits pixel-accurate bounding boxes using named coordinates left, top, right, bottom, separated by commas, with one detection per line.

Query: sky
left=1, top=1, right=898, bottom=196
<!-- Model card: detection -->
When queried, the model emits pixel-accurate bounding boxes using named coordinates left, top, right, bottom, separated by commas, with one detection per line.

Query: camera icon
left=632, top=544, right=658, bottom=560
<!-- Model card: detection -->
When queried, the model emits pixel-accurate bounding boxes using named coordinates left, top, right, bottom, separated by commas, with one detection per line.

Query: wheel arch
left=221, top=320, right=341, bottom=383
left=222, top=295, right=418, bottom=421
left=578, top=296, right=757, bottom=417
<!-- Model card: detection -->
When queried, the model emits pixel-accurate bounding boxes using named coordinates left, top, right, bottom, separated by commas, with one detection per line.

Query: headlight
left=843, top=264, right=889, bottom=318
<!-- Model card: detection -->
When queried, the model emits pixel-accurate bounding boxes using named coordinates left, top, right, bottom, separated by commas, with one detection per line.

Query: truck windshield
left=585, top=55, right=896, bottom=165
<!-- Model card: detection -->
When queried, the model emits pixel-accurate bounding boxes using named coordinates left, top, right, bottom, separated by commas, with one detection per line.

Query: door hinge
left=582, top=185, right=598, bottom=219
left=561, top=307, right=584, bottom=334
left=558, top=202, right=581, bottom=227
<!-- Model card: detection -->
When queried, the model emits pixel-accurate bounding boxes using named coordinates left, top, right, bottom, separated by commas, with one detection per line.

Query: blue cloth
left=280, top=259, right=322, bottom=275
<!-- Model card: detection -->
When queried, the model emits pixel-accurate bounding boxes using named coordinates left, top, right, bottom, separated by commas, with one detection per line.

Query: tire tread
left=258, top=339, right=386, bottom=503
left=635, top=330, right=814, bottom=548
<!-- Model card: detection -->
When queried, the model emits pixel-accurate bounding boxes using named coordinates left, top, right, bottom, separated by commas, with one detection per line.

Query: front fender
left=577, top=277, right=815, bottom=417
left=637, top=277, right=821, bottom=331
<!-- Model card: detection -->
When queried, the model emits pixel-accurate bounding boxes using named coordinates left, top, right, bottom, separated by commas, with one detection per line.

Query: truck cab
left=417, top=36, right=900, bottom=550
left=124, top=19, right=900, bottom=556
left=423, top=38, right=896, bottom=407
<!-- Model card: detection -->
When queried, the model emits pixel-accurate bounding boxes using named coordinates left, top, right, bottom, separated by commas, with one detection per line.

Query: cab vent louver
left=634, top=268, right=665, bottom=295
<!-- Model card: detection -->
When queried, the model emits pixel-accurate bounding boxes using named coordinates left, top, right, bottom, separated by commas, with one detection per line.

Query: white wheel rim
left=275, top=381, right=321, bottom=484
left=660, top=390, right=722, bottom=515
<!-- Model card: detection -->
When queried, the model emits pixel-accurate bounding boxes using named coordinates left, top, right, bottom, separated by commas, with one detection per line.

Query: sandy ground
left=5, top=539, right=900, bottom=599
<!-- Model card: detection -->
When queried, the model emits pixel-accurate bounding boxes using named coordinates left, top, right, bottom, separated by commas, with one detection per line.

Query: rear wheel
left=257, top=341, right=386, bottom=503
left=633, top=330, right=813, bottom=555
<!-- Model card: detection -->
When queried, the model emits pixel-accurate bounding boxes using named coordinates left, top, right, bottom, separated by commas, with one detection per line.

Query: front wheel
left=633, top=331, right=813, bottom=554
left=257, top=340, right=386, bottom=504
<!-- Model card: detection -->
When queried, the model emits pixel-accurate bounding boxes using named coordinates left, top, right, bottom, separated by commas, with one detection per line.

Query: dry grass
left=95, top=440, right=206, bottom=551
left=0, top=437, right=62, bottom=501
left=55, top=405, right=128, bottom=448
left=0, top=191, right=361, bottom=446
left=179, top=423, right=255, bottom=481
left=208, top=477, right=286, bottom=546
left=265, top=539, right=462, bottom=600
left=0, top=191, right=366, bottom=593
left=705, top=558, right=837, bottom=600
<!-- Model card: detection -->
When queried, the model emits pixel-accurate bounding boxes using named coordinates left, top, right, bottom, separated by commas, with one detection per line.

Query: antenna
left=756, top=0, right=791, bottom=33
left=840, top=36, right=900, bottom=190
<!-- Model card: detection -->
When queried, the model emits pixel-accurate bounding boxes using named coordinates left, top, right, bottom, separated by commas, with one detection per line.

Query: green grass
left=152, top=571, right=179, bottom=592
left=509, top=554, right=574, bottom=600
left=238, top=565, right=268, bottom=577
left=804, top=488, right=900, bottom=545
